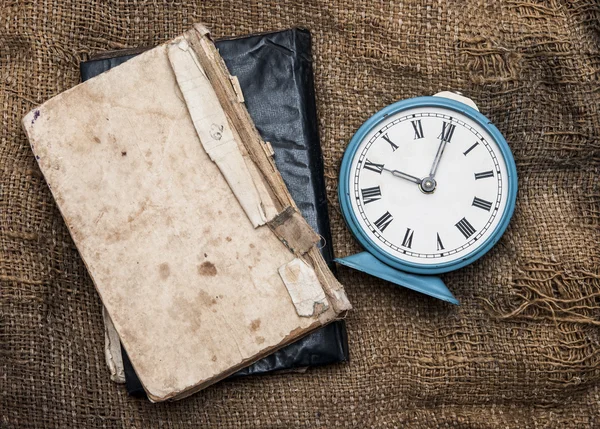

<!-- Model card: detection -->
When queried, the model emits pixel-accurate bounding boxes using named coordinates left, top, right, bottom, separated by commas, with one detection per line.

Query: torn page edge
left=229, top=75, right=245, bottom=103
left=228, top=117, right=279, bottom=221
left=187, top=25, right=294, bottom=212
left=278, top=258, right=329, bottom=317
left=167, top=38, right=273, bottom=227
left=267, top=206, right=320, bottom=256
left=262, top=141, right=275, bottom=158
left=305, top=248, right=353, bottom=314
left=177, top=27, right=319, bottom=256
left=184, top=24, right=351, bottom=313
left=103, top=307, right=126, bottom=384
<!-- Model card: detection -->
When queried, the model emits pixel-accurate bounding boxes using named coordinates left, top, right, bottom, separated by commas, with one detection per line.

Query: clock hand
left=382, top=167, right=422, bottom=185
left=428, top=138, right=448, bottom=179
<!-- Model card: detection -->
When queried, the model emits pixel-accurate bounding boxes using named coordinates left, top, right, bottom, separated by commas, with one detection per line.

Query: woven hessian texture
left=2, top=1, right=599, bottom=427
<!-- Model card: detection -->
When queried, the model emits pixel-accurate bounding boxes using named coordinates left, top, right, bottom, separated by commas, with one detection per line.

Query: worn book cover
left=22, top=24, right=350, bottom=402
left=80, top=28, right=349, bottom=394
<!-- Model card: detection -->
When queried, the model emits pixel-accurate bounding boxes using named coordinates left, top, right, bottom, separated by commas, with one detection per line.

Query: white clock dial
left=348, top=105, right=509, bottom=266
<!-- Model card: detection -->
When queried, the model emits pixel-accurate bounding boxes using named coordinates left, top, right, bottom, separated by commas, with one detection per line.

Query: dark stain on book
left=197, top=261, right=217, bottom=276
left=196, top=289, right=217, bottom=307
left=105, top=228, right=132, bottom=243
left=159, top=263, right=170, bottom=279
left=127, top=200, right=148, bottom=223
left=31, top=109, right=40, bottom=125
left=250, top=319, right=261, bottom=331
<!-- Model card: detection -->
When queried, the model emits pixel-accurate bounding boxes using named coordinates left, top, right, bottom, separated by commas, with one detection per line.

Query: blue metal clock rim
left=338, top=96, right=518, bottom=275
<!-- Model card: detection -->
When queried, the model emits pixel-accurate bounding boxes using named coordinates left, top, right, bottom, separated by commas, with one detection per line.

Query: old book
left=22, top=24, right=351, bottom=402
left=80, top=28, right=349, bottom=395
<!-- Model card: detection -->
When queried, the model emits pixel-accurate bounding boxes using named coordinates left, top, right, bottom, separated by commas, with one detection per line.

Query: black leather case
left=80, top=28, right=348, bottom=397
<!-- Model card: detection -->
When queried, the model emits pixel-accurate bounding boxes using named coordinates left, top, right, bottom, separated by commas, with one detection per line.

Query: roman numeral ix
left=361, top=186, right=381, bottom=205
left=373, top=211, right=393, bottom=232
left=438, top=121, right=456, bottom=142
left=363, top=159, right=384, bottom=174
left=401, top=228, right=414, bottom=248
left=472, top=197, right=493, bottom=211
left=455, top=217, right=476, bottom=239
left=381, top=133, right=398, bottom=152
left=411, top=120, right=424, bottom=139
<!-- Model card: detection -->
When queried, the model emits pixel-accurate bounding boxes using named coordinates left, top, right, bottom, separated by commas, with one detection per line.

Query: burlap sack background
left=2, top=1, right=599, bottom=427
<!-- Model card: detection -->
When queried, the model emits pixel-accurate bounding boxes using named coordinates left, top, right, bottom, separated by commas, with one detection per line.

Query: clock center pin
left=420, top=177, right=436, bottom=194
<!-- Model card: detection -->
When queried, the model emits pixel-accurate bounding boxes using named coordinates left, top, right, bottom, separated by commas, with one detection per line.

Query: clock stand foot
left=335, top=252, right=459, bottom=305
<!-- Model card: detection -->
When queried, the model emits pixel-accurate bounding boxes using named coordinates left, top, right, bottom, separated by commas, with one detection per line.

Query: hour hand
left=383, top=167, right=422, bottom=185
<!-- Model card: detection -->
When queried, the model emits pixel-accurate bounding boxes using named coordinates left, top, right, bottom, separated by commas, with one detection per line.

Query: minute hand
left=383, top=167, right=422, bottom=185
left=428, top=138, right=448, bottom=179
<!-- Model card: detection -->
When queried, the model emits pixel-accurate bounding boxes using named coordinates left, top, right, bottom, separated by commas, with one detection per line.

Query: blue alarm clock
left=336, top=92, right=518, bottom=305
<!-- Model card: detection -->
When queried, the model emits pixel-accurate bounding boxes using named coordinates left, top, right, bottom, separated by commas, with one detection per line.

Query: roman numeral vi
left=402, top=228, right=414, bottom=248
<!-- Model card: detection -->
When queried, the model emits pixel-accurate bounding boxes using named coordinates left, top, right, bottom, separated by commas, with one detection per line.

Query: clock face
left=343, top=101, right=514, bottom=271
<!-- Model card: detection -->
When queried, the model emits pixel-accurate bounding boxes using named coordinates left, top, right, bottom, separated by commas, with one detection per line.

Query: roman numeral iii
left=474, top=170, right=494, bottom=180
left=411, top=120, right=424, bottom=139
left=361, top=186, right=381, bottom=204
left=401, top=228, right=414, bottom=248
left=455, top=217, right=476, bottom=239
left=363, top=159, right=384, bottom=174
left=381, top=133, right=398, bottom=151
left=373, top=211, right=393, bottom=232
left=472, top=197, right=493, bottom=211
left=438, top=121, right=456, bottom=142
